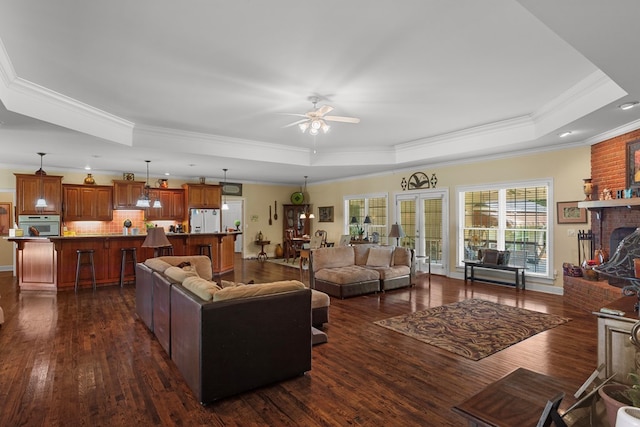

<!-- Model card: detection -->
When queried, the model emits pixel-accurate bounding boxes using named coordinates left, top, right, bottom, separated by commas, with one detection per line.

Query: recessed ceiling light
left=164, top=172, right=170, bottom=176
left=619, top=101, right=639, bottom=110
left=559, top=131, right=572, bottom=138
left=84, top=165, right=91, bottom=170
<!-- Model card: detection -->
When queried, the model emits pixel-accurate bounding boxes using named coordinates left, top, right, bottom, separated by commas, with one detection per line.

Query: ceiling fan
left=283, top=96, right=360, bottom=135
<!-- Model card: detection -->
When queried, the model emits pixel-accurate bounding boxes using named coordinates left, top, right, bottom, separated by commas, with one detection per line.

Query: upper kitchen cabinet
left=146, top=189, right=185, bottom=221
left=182, top=184, right=221, bottom=209
left=113, top=180, right=146, bottom=209
left=15, top=174, right=63, bottom=215
left=63, top=184, right=113, bottom=221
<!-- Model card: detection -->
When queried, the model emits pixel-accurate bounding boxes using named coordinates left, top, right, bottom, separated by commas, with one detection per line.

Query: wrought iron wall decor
left=400, top=172, right=438, bottom=190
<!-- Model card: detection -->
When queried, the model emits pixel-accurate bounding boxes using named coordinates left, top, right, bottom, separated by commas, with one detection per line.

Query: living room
left=2, top=1, right=640, bottom=425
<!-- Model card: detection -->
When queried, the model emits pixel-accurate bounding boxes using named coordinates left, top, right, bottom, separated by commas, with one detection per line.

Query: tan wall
left=0, top=144, right=590, bottom=287
left=306, top=145, right=591, bottom=288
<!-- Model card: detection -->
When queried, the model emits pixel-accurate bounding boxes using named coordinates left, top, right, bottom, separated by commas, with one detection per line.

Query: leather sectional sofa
left=135, top=255, right=312, bottom=403
left=310, top=244, right=414, bottom=298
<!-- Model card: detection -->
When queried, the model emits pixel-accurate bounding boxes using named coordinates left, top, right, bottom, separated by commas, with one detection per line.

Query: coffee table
left=452, top=368, right=577, bottom=426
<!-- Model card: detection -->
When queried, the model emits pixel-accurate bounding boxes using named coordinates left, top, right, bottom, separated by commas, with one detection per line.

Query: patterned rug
left=374, top=299, right=570, bottom=360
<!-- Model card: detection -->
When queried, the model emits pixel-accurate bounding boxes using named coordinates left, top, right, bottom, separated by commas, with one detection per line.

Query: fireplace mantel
left=578, top=198, right=640, bottom=209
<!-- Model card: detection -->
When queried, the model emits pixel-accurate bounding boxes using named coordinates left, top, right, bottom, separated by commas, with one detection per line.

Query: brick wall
left=563, top=275, right=622, bottom=312
left=590, top=128, right=640, bottom=252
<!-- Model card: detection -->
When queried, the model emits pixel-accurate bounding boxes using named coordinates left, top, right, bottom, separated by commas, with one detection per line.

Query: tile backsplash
left=64, top=210, right=179, bottom=235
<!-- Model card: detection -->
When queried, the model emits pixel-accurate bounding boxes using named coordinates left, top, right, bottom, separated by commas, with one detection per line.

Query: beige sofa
left=310, top=245, right=414, bottom=298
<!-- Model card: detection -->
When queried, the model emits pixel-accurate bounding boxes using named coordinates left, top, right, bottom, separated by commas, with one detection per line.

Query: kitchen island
left=9, top=232, right=241, bottom=291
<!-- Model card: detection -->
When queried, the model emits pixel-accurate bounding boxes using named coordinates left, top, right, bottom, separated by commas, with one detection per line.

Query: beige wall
left=305, top=145, right=591, bottom=289
left=0, top=144, right=590, bottom=288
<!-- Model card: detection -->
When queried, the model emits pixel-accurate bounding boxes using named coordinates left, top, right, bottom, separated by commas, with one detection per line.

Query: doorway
left=396, top=189, right=448, bottom=276
left=221, top=200, right=244, bottom=254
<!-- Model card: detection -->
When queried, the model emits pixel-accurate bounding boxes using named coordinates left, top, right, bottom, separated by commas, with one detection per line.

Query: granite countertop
left=47, top=231, right=242, bottom=240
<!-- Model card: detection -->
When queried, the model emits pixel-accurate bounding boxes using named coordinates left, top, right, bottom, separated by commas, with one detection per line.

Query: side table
left=255, top=240, right=270, bottom=261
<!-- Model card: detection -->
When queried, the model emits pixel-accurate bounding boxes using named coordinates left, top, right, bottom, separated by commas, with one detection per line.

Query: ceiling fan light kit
left=286, top=96, right=359, bottom=135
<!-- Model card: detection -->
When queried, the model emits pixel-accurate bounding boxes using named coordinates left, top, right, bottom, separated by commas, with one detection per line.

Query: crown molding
left=0, top=36, right=134, bottom=145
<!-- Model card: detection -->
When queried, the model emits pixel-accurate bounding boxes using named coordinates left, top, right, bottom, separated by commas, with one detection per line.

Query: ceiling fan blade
left=315, top=105, right=334, bottom=116
left=283, top=118, right=310, bottom=128
left=278, top=113, right=309, bottom=118
left=324, top=115, right=360, bottom=124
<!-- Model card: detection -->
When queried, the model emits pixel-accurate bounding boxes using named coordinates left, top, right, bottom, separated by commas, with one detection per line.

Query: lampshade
left=364, top=216, right=372, bottom=224
left=350, top=216, right=358, bottom=224
left=389, top=223, right=405, bottom=246
left=142, top=227, right=171, bottom=248
left=389, top=223, right=405, bottom=238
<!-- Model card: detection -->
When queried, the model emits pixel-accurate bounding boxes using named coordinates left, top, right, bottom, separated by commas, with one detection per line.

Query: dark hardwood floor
left=0, top=256, right=600, bottom=426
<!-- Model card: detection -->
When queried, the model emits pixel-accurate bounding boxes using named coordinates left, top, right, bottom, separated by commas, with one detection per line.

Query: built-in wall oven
left=18, top=215, right=61, bottom=236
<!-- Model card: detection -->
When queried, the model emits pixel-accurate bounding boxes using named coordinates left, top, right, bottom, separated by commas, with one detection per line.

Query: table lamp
left=389, top=223, right=405, bottom=246
left=364, top=216, right=372, bottom=240
left=142, top=227, right=172, bottom=257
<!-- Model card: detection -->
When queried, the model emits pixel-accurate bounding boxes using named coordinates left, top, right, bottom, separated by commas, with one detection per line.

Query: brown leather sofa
left=135, top=256, right=312, bottom=403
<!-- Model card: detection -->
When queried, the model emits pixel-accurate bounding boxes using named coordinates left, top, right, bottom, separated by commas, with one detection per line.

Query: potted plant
left=599, top=373, right=640, bottom=426
left=234, top=220, right=241, bottom=231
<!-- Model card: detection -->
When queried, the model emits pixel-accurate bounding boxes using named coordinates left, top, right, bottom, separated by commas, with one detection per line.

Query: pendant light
left=136, top=160, right=161, bottom=208
left=222, top=168, right=229, bottom=210
left=299, top=176, right=315, bottom=219
left=35, top=152, right=48, bottom=208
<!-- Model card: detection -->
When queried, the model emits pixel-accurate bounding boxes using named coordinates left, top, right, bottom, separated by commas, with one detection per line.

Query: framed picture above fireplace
left=557, top=201, right=587, bottom=224
left=627, top=139, right=640, bottom=188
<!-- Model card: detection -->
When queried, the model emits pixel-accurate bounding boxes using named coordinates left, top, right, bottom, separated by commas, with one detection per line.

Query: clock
left=290, top=191, right=304, bottom=205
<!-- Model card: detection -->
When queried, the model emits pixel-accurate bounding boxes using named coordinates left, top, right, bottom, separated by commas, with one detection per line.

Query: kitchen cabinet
left=15, top=174, right=63, bottom=215
left=113, top=180, right=146, bottom=209
left=182, top=184, right=221, bottom=209
left=146, top=189, right=185, bottom=221
left=63, top=184, right=113, bottom=221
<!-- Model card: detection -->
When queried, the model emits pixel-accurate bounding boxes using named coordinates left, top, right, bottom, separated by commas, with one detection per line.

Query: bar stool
left=119, top=247, right=138, bottom=288
left=198, top=243, right=213, bottom=261
left=75, top=249, right=96, bottom=293
left=154, top=246, right=174, bottom=257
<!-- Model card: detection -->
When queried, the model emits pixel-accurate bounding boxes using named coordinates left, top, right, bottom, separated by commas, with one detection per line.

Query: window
left=458, top=180, right=551, bottom=277
left=344, top=193, right=388, bottom=243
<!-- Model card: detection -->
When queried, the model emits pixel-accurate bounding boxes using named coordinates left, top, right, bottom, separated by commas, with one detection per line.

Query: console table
left=463, top=261, right=526, bottom=290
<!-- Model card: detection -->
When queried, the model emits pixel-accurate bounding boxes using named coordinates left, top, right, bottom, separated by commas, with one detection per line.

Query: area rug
left=374, top=298, right=570, bottom=361
left=265, top=258, right=300, bottom=269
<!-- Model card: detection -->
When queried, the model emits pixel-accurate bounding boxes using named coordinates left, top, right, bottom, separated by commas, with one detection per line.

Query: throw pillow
left=164, top=265, right=199, bottom=284
left=182, top=276, right=221, bottom=301
left=366, top=247, right=394, bottom=267
left=144, top=258, right=173, bottom=273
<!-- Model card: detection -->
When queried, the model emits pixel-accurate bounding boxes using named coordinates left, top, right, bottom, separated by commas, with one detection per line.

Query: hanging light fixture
left=35, top=152, right=48, bottom=208
left=222, top=168, right=229, bottom=210
left=299, top=176, right=315, bottom=219
left=136, top=160, right=161, bottom=208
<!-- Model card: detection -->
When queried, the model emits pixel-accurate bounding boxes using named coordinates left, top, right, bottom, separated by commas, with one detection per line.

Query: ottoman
left=311, top=289, right=330, bottom=327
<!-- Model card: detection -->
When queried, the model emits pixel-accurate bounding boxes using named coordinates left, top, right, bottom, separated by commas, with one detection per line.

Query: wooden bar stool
left=119, top=247, right=137, bottom=288
left=75, top=249, right=96, bottom=292
left=198, top=243, right=213, bottom=261
left=154, top=246, right=174, bottom=257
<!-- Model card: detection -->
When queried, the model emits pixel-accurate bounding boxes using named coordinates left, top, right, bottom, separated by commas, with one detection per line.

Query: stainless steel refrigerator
left=189, top=209, right=221, bottom=233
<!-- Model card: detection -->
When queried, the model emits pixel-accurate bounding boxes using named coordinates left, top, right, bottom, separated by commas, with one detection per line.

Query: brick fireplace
left=563, top=128, right=640, bottom=311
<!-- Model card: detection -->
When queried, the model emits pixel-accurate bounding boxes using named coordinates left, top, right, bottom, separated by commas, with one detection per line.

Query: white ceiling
left=0, top=0, right=638, bottom=185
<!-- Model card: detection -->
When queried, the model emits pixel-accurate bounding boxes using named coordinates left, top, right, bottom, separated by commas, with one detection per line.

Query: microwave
left=18, top=215, right=61, bottom=236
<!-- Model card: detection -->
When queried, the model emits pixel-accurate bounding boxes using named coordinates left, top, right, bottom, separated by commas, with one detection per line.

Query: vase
left=275, top=243, right=284, bottom=258
left=84, top=173, right=95, bottom=185
left=583, top=178, right=593, bottom=201
left=599, top=384, right=631, bottom=427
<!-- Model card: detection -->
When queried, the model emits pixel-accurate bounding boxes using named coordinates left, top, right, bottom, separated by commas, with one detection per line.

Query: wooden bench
left=463, top=260, right=526, bottom=290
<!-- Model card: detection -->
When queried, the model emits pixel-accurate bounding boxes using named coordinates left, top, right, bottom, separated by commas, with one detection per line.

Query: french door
left=396, top=189, right=448, bottom=276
